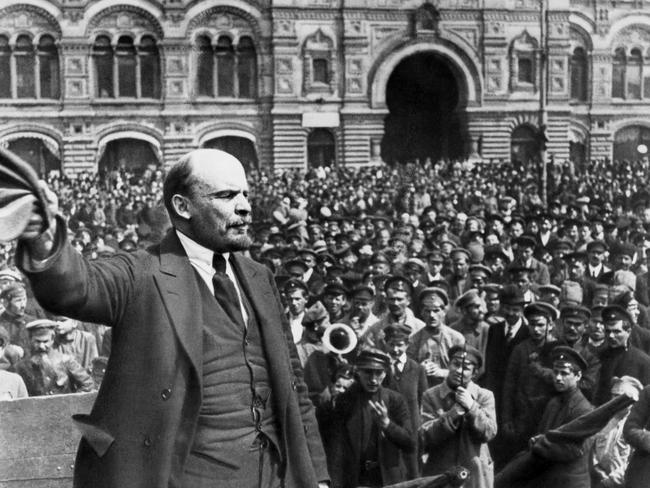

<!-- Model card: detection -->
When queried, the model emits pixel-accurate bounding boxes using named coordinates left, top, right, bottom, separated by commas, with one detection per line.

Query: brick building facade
left=1, top=0, right=650, bottom=173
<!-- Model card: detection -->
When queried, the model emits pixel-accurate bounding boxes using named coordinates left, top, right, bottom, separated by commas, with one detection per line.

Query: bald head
left=163, top=149, right=252, bottom=252
left=163, top=149, right=245, bottom=221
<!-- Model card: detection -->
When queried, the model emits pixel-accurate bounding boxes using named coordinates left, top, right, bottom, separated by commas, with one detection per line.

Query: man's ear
left=171, top=194, right=191, bottom=220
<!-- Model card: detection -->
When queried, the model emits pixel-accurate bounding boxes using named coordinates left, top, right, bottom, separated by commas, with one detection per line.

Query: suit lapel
left=153, top=231, right=203, bottom=379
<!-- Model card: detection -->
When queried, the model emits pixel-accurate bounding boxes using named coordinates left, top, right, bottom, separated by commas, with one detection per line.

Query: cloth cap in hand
left=0, top=147, right=50, bottom=241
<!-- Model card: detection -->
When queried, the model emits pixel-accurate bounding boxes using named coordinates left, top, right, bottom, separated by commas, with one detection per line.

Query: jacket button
left=143, top=436, right=152, bottom=447
left=291, top=379, right=297, bottom=391
left=161, top=388, right=172, bottom=400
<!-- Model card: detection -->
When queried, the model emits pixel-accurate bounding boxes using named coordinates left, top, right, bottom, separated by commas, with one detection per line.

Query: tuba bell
left=322, top=323, right=358, bottom=355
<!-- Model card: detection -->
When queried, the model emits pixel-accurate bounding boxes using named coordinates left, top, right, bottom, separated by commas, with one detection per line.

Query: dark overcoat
left=318, top=383, right=414, bottom=488
left=17, top=226, right=328, bottom=488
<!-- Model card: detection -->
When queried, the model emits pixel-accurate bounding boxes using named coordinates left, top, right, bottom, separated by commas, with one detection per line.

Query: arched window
left=612, top=47, right=626, bottom=98
left=237, top=36, right=256, bottom=98
left=196, top=35, right=214, bottom=97
left=15, top=35, right=35, bottom=98
left=139, top=35, right=160, bottom=98
left=216, top=36, right=234, bottom=97
left=93, top=35, right=113, bottom=98
left=511, top=124, right=539, bottom=165
left=116, top=36, right=136, bottom=97
left=193, top=34, right=257, bottom=99
left=628, top=48, right=643, bottom=100
left=0, top=36, right=10, bottom=98
left=308, top=129, right=336, bottom=167
left=570, top=47, right=587, bottom=102
left=38, top=35, right=59, bottom=99
left=313, top=58, right=329, bottom=84
left=518, top=58, right=533, bottom=83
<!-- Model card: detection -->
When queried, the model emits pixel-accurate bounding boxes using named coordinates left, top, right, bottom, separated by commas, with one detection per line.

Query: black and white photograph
left=1, top=1, right=650, bottom=487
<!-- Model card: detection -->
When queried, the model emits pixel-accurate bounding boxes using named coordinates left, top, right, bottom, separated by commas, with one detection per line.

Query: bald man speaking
left=14, top=149, right=329, bottom=488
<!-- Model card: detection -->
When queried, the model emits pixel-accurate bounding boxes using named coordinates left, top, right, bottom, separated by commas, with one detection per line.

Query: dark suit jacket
left=17, top=225, right=328, bottom=488
left=318, top=384, right=414, bottom=488
left=383, top=358, right=428, bottom=479
left=483, top=318, right=530, bottom=415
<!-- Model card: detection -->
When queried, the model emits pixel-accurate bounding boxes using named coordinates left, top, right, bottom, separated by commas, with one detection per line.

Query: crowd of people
left=2, top=155, right=650, bottom=487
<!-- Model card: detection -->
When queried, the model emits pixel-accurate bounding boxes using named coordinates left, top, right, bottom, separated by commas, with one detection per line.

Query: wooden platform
left=0, top=393, right=96, bottom=488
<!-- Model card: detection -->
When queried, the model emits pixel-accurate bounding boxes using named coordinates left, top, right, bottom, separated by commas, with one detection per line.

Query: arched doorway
left=511, top=125, right=539, bottom=165
left=7, top=137, right=60, bottom=176
left=614, top=125, right=650, bottom=162
left=307, top=129, right=335, bottom=167
left=98, top=138, right=160, bottom=175
left=202, top=136, right=258, bottom=171
left=382, top=52, right=469, bottom=164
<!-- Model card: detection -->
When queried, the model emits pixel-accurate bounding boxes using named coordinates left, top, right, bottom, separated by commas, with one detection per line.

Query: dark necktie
left=212, top=253, right=245, bottom=328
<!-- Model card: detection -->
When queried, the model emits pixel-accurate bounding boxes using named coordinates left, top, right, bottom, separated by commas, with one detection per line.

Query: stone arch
left=95, top=128, right=163, bottom=173
left=195, top=124, right=258, bottom=148
left=606, top=16, right=650, bottom=48
left=0, top=4, right=62, bottom=37
left=507, top=114, right=540, bottom=132
left=183, top=0, right=263, bottom=38
left=569, top=22, right=593, bottom=52
left=185, top=5, right=262, bottom=41
left=85, top=4, right=164, bottom=39
left=0, top=125, right=62, bottom=174
left=369, top=38, right=482, bottom=109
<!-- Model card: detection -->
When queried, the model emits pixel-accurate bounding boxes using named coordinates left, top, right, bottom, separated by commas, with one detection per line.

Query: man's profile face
left=464, top=303, right=483, bottom=322
left=178, top=152, right=253, bottom=253
left=553, top=364, right=580, bottom=393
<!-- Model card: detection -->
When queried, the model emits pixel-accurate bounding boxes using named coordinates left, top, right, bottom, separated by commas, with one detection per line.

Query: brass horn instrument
left=322, top=323, right=358, bottom=355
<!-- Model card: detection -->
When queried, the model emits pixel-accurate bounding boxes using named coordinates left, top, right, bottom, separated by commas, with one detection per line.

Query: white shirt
left=505, top=317, right=523, bottom=340
left=176, top=230, right=248, bottom=324
left=288, top=311, right=305, bottom=343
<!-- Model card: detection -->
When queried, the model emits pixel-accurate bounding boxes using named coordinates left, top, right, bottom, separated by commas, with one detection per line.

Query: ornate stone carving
left=87, top=6, right=164, bottom=38
left=612, top=25, right=650, bottom=50
left=274, top=19, right=295, bottom=36
left=187, top=6, right=260, bottom=39
left=0, top=5, right=61, bottom=36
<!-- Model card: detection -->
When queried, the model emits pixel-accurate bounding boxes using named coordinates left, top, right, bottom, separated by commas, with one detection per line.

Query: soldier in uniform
left=420, top=344, right=497, bottom=488
left=523, top=346, right=594, bottom=488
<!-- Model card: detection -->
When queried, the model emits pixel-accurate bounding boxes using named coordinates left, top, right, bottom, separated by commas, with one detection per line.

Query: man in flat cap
left=523, top=346, right=593, bottom=488
left=552, top=304, right=602, bottom=402
left=595, top=305, right=650, bottom=405
left=586, top=240, right=610, bottom=280
left=342, top=285, right=379, bottom=338
left=382, top=324, right=427, bottom=480
left=420, top=344, right=497, bottom=488
left=501, top=302, right=559, bottom=465
left=450, top=289, right=490, bottom=379
left=298, top=301, right=330, bottom=368
left=321, top=282, right=348, bottom=323
left=0, top=282, right=37, bottom=350
left=361, top=276, right=424, bottom=350
left=509, top=235, right=550, bottom=288
left=283, top=278, right=310, bottom=344
left=408, top=287, right=465, bottom=388
left=318, top=348, right=414, bottom=488
left=445, top=248, right=471, bottom=302
left=13, top=319, right=93, bottom=396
